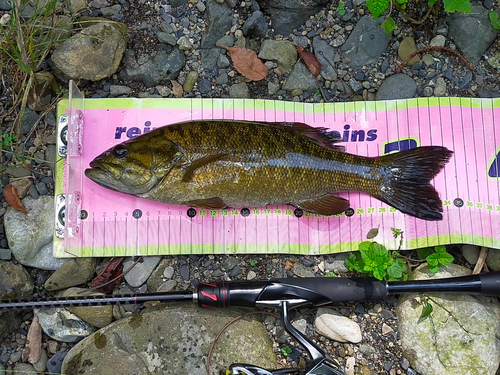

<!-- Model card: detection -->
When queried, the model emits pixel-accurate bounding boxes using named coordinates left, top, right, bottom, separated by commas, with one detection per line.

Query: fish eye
left=112, top=145, right=128, bottom=158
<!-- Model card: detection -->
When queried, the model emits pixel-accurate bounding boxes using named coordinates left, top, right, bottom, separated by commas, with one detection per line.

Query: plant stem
left=391, top=0, right=436, bottom=24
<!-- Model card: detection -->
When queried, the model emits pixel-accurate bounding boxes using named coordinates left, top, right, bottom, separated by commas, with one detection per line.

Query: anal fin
left=185, top=197, right=226, bottom=210
left=296, top=195, right=350, bottom=216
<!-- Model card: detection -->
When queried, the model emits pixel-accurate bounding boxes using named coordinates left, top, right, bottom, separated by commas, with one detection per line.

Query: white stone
left=314, top=308, right=362, bottom=343
left=430, top=35, right=446, bottom=47
left=292, top=319, right=307, bottom=335
left=345, top=356, right=355, bottom=375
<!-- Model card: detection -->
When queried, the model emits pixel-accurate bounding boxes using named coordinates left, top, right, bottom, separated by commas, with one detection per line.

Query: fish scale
left=85, top=121, right=453, bottom=220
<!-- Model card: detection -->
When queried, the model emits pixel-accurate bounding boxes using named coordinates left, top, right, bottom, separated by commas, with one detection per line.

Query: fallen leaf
left=222, top=46, right=269, bottom=81
left=171, top=80, right=183, bottom=98
left=296, top=45, right=322, bottom=77
left=3, top=185, right=27, bottom=214
left=90, top=258, right=124, bottom=293
left=366, top=227, right=379, bottom=239
left=23, top=316, right=42, bottom=364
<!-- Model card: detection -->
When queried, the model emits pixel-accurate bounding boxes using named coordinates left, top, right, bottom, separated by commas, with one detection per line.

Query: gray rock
left=313, top=37, right=337, bottom=81
left=217, top=53, right=230, bottom=68
left=10, top=351, right=22, bottom=363
left=29, top=184, right=40, bottom=199
left=486, top=249, right=500, bottom=271
left=157, top=31, right=178, bottom=45
left=0, top=261, right=34, bottom=342
left=461, top=244, right=479, bottom=265
left=348, top=78, right=362, bottom=93
left=101, top=4, right=121, bottom=17
left=89, top=0, right=109, bottom=7
left=4, top=196, right=67, bottom=270
left=14, top=363, right=36, bottom=374
left=69, top=0, right=87, bottom=12
left=434, top=77, right=446, bottom=97
left=430, top=35, right=446, bottom=47
left=447, top=4, right=499, bottom=64
left=47, top=350, right=67, bottom=375
left=257, top=0, right=330, bottom=36
left=5, top=165, right=31, bottom=178
left=376, top=74, right=416, bottom=100
left=109, top=84, right=132, bottom=96
left=242, top=11, right=268, bottom=38
left=341, top=15, right=391, bottom=69
left=157, top=279, right=177, bottom=292
left=0, top=248, right=11, bottom=260
left=120, top=48, right=185, bottom=86
left=268, top=81, right=280, bottom=95
left=177, top=36, right=193, bottom=50
left=216, top=71, right=229, bottom=85
left=216, top=35, right=235, bottom=47
left=201, top=48, right=221, bottom=75
left=124, top=256, right=162, bottom=288
left=314, top=308, right=362, bottom=343
left=397, top=264, right=500, bottom=375
left=199, top=79, right=213, bottom=94
left=163, top=266, right=175, bottom=279
left=229, top=83, right=250, bottom=98
left=282, top=62, right=318, bottom=93
left=293, top=262, right=314, bottom=277
left=180, top=264, right=190, bottom=280
left=0, top=0, right=12, bottom=10
left=487, top=51, right=500, bottom=70
left=61, top=304, right=276, bottom=374
left=201, top=0, right=234, bottom=49
left=20, top=107, right=40, bottom=135
left=258, top=40, right=297, bottom=72
left=33, top=349, right=48, bottom=373
left=146, top=259, right=174, bottom=291
left=183, top=71, right=199, bottom=93
left=44, top=258, right=96, bottom=291
left=223, top=256, right=239, bottom=270
left=62, top=288, right=113, bottom=328
left=35, top=308, right=95, bottom=342
left=422, top=53, right=435, bottom=67
left=51, top=22, right=127, bottom=81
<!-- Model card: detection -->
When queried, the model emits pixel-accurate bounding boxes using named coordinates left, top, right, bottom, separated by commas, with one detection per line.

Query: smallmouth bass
left=85, top=121, right=453, bottom=221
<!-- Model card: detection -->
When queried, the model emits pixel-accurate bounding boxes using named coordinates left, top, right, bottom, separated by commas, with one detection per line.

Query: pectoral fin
left=182, top=153, right=228, bottom=182
left=296, top=195, right=350, bottom=216
left=185, top=197, right=226, bottom=209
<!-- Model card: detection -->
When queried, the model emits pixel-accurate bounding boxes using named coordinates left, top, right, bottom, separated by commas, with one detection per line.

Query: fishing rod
left=2, top=272, right=500, bottom=375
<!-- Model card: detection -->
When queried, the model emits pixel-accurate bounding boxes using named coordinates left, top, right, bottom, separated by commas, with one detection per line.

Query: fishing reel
left=224, top=301, right=346, bottom=375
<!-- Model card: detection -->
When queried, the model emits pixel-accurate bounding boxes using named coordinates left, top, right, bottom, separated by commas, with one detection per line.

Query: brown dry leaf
left=284, top=260, right=294, bottom=270
left=24, top=316, right=42, bottom=364
left=222, top=46, right=269, bottom=81
left=3, top=185, right=27, bottom=214
left=296, top=45, right=322, bottom=77
left=171, top=80, right=183, bottom=98
left=90, top=257, right=124, bottom=293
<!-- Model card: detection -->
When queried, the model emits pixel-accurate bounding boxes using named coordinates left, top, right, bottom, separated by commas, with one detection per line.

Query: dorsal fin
left=269, top=122, right=345, bottom=152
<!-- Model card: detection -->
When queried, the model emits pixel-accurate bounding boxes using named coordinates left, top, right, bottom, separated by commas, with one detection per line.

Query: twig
left=396, top=45, right=476, bottom=79
left=206, top=311, right=278, bottom=375
left=472, top=247, right=488, bottom=274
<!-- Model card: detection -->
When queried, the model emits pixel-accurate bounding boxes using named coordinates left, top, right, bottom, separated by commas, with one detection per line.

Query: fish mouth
left=85, top=161, right=116, bottom=188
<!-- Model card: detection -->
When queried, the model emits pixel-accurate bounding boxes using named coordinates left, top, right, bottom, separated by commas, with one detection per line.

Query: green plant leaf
left=391, top=227, right=403, bottom=238
left=345, top=253, right=365, bottom=273
left=443, top=0, right=471, bottom=13
left=387, top=260, right=403, bottom=279
left=417, top=247, right=434, bottom=260
left=426, top=253, right=439, bottom=267
left=434, top=246, right=447, bottom=254
left=490, top=10, right=500, bottom=30
left=359, top=241, right=373, bottom=252
left=438, top=252, right=454, bottom=266
left=367, top=0, right=390, bottom=19
left=326, top=272, right=336, bottom=278
left=428, top=0, right=439, bottom=6
left=366, top=227, right=379, bottom=239
left=419, top=302, right=433, bottom=322
left=381, top=16, right=395, bottom=34
left=372, top=266, right=386, bottom=281
left=337, top=1, right=346, bottom=16
left=428, top=264, right=441, bottom=273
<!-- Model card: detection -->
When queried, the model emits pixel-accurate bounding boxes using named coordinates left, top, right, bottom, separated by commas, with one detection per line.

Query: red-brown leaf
left=296, top=45, right=322, bottom=77
left=90, top=258, right=124, bottom=293
left=3, top=185, right=27, bottom=214
left=222, top=46, right=269, bottom=81
left=23, top=316, right=42, bottom=364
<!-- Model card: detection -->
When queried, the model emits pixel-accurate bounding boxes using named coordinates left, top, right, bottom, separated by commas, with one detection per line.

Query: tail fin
left=374, top=146, right=453, bottom=221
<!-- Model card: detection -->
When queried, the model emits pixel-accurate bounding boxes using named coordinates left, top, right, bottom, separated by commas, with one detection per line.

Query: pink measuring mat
left=54, top=93, right=500, bottom=257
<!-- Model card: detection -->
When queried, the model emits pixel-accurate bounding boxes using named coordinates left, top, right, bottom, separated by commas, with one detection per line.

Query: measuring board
left=53, top=83, right=500, bottom=258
